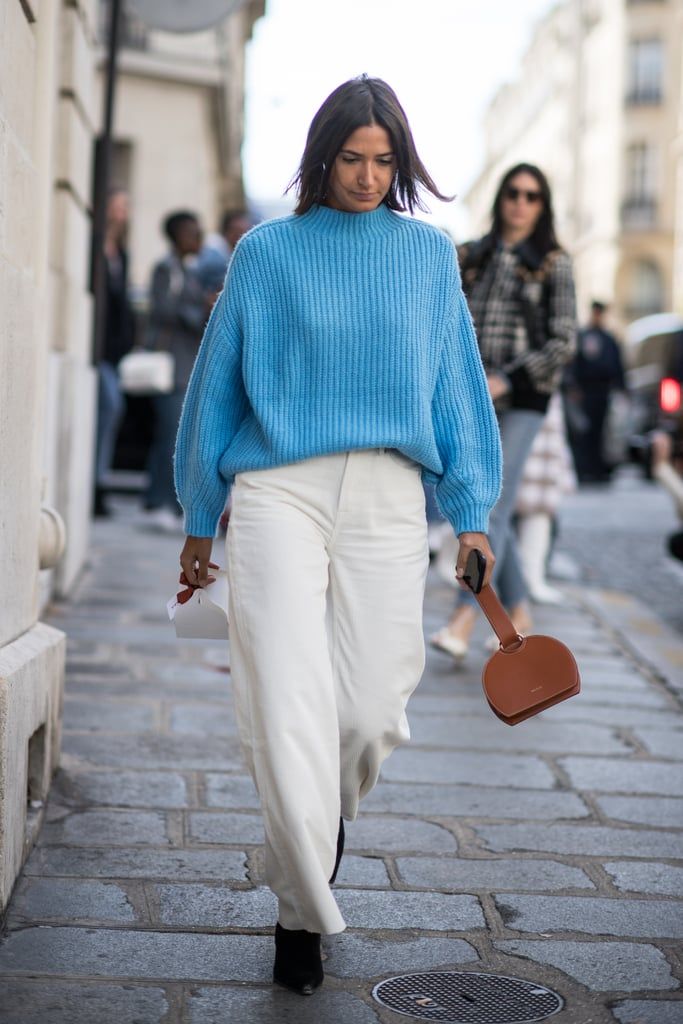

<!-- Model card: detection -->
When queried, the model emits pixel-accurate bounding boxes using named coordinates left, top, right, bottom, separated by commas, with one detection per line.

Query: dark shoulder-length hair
left=491, top=163, right=561, bottom=255
left=288, top=75, right=451, bottom=215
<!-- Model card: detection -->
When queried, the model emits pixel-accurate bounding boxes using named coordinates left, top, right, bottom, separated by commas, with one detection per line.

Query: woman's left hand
left=487, top=374, right=510, bottom=402
left=455, top=532, right=496, bottom=590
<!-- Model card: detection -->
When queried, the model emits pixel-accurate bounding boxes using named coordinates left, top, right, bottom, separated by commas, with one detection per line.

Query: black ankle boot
left=273, top=922, right=323, bottom=995
left=329, top=817, right=345, bottom=884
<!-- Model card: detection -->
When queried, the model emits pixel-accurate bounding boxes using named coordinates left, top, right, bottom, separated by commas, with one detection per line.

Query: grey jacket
left=146, top=253, right=207, bottom=390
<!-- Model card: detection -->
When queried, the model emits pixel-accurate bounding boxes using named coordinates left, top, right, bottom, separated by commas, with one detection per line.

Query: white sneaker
left=548, top=551, right=581, bottom=581
left=143, top=508, right=183, bottom=534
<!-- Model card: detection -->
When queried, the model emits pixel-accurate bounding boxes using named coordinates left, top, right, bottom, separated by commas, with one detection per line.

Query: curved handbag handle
left=474, top=584, right=522, bottom=652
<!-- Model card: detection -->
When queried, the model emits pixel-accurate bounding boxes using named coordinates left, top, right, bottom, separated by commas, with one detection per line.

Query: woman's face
left=500, top=171, right=544, bottom=237
left=326, top=124, right=396, bottom=213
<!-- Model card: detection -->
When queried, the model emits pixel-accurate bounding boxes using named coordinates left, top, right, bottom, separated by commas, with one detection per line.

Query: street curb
left=570, top=586, right=683, bottom=701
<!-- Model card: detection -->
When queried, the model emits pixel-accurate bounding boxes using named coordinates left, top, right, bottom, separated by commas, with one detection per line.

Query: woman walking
left=174, top=76, right=502, bottom=994
left=430, top=163, right=577, bottom=660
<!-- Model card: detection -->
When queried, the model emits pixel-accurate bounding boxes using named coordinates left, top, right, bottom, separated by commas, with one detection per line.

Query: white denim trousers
left=226, top=449, right=429, bottom=934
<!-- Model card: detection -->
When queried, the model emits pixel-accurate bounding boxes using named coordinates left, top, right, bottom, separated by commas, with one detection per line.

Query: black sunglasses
left=504, top=185, right=543, bottom=204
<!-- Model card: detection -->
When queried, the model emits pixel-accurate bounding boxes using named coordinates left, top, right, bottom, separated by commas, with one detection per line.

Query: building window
left=627, top=39, right=664, bottom=104
left=622, top=143, right=658, bottom=228
left=626, top=260, right=665, bottom=318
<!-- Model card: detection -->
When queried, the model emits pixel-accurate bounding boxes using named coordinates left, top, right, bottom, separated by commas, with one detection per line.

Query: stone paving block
left=567, top=688, right=672, bottom=710
left=8, top=878, right=136, bottom=924
left=0, top=980, right=168, bottom=1024
left=381, top=750, right=556, bottom=789
left=188, top=812, right=264, bottom=846
left=62, top=733, right=243, bottom=771
left=186, top=986, right=380, bottom=1023
left=334, top=890, right=484, bottom=931
left=155, top=883, right=276, bottom=928
left=630, top=728, right=683, bottom=760
left=559, top=757, right=683, bottom=796
left=549, top=703, right=683, bottom=729
left=495, top=938, right=678, bottom=991
left=325, top=933, right=479, bottom=978
left=51, top=769, right=190, bottom=809
left=603, top=862, right=683, bottom=896
left=39, top=809, right=170, bottom=846
left=574, top=672, right=653, bottom=692
left=0, top=927, right=273, bottom=982
left=62, top=698, right=157, bottom=732
left=362, top=782, right=589, bottom=820
left=169, top=703, right=236, bottom=736
left=595, top=795, right=683, bottom=828
left=397, top=857, right=593, bottom=892
left=335, top=855, right=390, bottom=888
left=612, top=999, right=683, bottom=1023
left=408, top=716, right=631, bottom=754
left=346, top=816, right=456, bottom=853
left=23, top=846, right=248, bottom=882
left=476, top=823, right=683, bottom=859
left=202, top=773, right=259, bottom=810
left=495, top=894, right=683, bottom=938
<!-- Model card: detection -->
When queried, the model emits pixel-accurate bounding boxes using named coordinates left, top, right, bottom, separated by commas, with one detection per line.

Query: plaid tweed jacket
left=458, top=233, right=577, bottom=412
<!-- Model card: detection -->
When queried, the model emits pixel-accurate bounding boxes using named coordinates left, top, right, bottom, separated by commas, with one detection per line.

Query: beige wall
left=0, top=0, right=99, bottom=908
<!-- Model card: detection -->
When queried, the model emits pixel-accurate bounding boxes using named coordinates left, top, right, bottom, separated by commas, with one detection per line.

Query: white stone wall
left=0, top=0, right=98, bottom=910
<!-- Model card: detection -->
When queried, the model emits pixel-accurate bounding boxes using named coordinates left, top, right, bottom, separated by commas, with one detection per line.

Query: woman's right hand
left=179, top=536, right=216, bottom=589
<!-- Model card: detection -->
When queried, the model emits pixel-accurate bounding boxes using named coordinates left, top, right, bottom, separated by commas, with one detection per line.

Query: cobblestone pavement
left=554, top=465, right=683, bottom=635
left=0, top=496, right=682, bottom=1024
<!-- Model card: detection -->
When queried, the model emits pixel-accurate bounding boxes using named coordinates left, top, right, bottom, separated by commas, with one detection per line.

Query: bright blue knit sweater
left=175, top=203, right=502, bottom=537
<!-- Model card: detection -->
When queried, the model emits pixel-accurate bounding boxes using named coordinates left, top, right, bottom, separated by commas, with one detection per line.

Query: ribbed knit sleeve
left=432, top=277, right=502, bottom=535
left=174, top=252, right=249, bottom=537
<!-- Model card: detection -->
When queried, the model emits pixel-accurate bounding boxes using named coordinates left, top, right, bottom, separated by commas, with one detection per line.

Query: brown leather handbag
left=473, top=585, right=581, bottom=725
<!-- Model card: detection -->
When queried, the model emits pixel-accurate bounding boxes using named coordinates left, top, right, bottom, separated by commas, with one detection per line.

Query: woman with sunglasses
left=430, top=163, right=577, bottom=660
left=174, top=76, right=502, bottom=995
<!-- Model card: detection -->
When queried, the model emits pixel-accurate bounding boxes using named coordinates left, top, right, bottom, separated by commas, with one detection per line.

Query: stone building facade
left=464, top=0, right=683, bottom=326
left=0, top=0, right=264, bottom=911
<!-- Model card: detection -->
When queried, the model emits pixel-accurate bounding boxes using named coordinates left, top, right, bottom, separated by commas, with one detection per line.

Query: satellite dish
left=127, top=0, right=246, bottom=33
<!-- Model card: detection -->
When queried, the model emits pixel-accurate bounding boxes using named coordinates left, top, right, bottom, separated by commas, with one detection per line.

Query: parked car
left=624, top=314, right=683, bottom=471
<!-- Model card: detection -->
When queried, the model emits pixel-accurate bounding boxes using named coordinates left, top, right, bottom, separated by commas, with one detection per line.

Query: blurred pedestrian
left=197, top=208, right=253, bottom=297
left=515, top=393, right=576, bottom=604
left=565, top=300, right=626, bottom=483
left=650, top=429, right=683, bottom=561
left=144, top=210, right=207, bottom=531
left=174, top=76, right=501, bottom=994
left=430, top=163, right=577, bottom=660
left=94, top=188, right=134, bottom=517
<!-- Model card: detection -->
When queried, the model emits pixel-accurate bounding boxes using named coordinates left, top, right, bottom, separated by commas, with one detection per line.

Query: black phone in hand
left=463, top=548, right=487, bottom=594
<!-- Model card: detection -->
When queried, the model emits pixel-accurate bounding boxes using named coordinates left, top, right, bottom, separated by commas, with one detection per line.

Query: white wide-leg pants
left=226, top=450, right=429, bottom=934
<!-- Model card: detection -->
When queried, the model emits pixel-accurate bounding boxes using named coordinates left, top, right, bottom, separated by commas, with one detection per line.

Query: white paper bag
left=167, top=570, right=230, bottom=640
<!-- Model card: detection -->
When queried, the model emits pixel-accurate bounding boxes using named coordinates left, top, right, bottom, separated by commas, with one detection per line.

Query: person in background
left=430, top=162, right=577, bottom=661
left=94, top=188, right=134, bottom=517
left=514, top=392, right=576, bottom=604
left=564, top=300, right=626, bottom=483
left=650, top=428, right=683, bottom=561
left=144, top=210, right=207, bottom=531
left=196, top=208, right=253, bottom=298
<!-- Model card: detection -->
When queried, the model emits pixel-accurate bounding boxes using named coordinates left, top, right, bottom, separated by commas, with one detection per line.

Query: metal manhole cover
left=372, top=971, right=564, bottom=1023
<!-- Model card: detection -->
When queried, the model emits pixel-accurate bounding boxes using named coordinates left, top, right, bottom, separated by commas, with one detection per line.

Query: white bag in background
left=119, top=349, right=175, bottom=395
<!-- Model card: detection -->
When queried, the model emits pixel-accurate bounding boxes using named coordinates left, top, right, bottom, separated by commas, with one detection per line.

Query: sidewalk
left=0, top=497, right=682, bottom=1024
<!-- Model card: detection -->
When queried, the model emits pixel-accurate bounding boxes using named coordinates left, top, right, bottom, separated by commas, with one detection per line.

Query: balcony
left=621, top=197, right=658, bottom=229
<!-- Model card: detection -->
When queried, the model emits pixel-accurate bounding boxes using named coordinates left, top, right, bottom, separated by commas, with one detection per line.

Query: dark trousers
left=572, top=390, right=610, bottom=481
left=145, top=390, right=185, bottom=512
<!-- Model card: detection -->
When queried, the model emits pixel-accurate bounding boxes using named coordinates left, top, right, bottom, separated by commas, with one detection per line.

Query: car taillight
left=660, top=377, right=682, bottom=413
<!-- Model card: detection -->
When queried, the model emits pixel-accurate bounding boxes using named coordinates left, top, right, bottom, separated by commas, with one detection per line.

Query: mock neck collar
left=297, top=202, right=400, bottom=238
